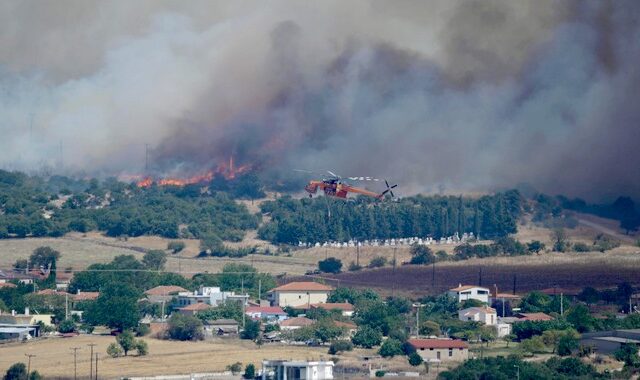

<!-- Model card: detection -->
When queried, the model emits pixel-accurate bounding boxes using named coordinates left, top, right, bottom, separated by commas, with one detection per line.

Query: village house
left=245, top=306, right=288, bottom=322
left=144, top=285, right=188, bottom=303
left=458, top=306, right=497, bottom=325
left=310, top=302, right=354, bottom=317
left=279, top=316, right=315, bottom=331
left=178, top=302, right=211, bottom=316
left=176, top=286, right=249, bottom=308
left=268, top=282, right=333, bottom=308
left=448, top=285, right=490, bottom=304
left=0, top=270, right=36, bottom=285
left=513, top=312, right=554, bottom=322
left=205, top=319, right=239, bottom=336
left=261, top=360, right=334, bottom=380
left=408, top=338, right=469, bottom=362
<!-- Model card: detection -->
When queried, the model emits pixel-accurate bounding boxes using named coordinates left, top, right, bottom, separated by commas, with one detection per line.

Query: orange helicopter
left=297, top=170, right=397, bottom=200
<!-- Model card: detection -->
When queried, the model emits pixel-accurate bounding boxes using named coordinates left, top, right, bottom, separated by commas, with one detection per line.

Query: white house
left=176, top=286, right=249, bottom=308
left=448, top=285, right=490, bottom=304
left=261, top=360, right=334, bottom=380
left=245, top=306, right=288, bottom=322
left=268, top=282, right=333, bottom=308
left=458, top=306, right=497, bottom=325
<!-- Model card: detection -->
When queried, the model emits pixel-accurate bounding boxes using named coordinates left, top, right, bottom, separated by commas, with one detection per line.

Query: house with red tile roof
left=310, top=302, right=354, bottom=317
left=178, top=302, right=211, bottom=316
left=408, top=339, right=469, bottom=362
left=279, top=316, right=315, bottom=331
left=514, top=312, right=554, bottom=322
left=268, top=282, right=334, bottom=308
left=144, top=285, right=188, bottom=303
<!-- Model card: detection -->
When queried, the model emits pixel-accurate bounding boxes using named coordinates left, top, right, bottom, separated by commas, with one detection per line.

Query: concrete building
left=448, top=285, right=490, bottom=304
left=408, top=339, right=469, bottom=362
left=268, top=282, right=333, bottom=308
left=0, top=308, right=54, bottom=327
left=261, top=360, right=334, bottom=380
left=458, top=306, right=497, bottom=325
left=176, top=287, right=249, bottom=308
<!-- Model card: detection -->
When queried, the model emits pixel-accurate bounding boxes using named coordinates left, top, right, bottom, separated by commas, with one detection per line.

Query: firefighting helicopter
left=296, top=170, right=397, bottom=200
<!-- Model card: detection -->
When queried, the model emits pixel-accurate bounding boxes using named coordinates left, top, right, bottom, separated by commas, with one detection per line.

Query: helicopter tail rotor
left=380, top=179, right=398, bottom=198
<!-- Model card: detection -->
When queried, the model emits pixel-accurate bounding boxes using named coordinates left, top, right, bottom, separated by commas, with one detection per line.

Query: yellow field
left=0, top=335, right=343, bottom=378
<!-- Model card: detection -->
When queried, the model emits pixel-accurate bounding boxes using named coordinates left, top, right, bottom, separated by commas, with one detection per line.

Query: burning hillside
left=132, top=157, right=252, bottom=188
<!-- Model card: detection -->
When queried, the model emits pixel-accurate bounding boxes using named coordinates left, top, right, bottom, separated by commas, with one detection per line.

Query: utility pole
left=25, top=354, right=35, bottom=375
left=560, top=293, right=564, bottom=316
left=71, top=347, right=80, bottom=380
left=88, top=343, right=97, bottom=379
left=95, top=353, right=99, bottom=380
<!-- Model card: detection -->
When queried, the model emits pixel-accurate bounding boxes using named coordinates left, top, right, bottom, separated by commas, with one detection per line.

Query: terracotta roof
left=460, top=306, right=496, bottom=316
left=409, top=339, right=468, bottom=349
left=180, top=303, right=211, bottom=311
left=73, top=292, right=100, bottom=301
left=280, top=317, right=315, bottom=327
left=449, top=285, right=489, bottom=292
left=0, top=283, right=17, bottom=288
left=144, top=285, right=188, bottom=296
left=515, top=312, right=554, bottom=321
left=36, top=289, right=70, bottom=296
left=334, top=320, right=357, bottom=329
left=245, top=306, right=286, bottom=315
left=311, top=303, right=354, bottom=311
left=272, top=282, right=334, bottom=292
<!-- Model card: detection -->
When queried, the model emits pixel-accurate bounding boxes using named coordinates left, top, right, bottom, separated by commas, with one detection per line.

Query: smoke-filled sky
left=1, top=0, right=639, bottom=200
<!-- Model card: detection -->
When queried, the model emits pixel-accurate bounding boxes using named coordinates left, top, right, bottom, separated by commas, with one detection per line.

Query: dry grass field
left=0, top=335, right=353, bottom=379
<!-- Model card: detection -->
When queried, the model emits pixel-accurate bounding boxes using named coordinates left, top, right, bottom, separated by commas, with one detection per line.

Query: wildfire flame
left=133, top=157, right=252, bottom=188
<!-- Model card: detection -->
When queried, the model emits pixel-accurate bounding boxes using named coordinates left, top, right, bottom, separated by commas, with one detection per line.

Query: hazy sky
left=1, top=0, right=638, bottom=200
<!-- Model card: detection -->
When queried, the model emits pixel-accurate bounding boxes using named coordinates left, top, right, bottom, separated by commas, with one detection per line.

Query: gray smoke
left=0, top=0, right=638, bottom=200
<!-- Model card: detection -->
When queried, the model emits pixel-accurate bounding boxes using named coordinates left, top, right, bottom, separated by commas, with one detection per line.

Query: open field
left=0, top=334, right=371, bottom=379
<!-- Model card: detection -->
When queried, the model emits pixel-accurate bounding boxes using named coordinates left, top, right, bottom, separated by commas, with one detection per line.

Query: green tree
left=420, top=320, right=441, bottom=336
left=408, top=352, right=423, bottom=366
left=29, top=246, right=61, bottom=269
left=409, top=245, right=434, bottom=265
left=3, top=363, right=27, bottom=380
left=116, top=330, right=136, bottom=356
left=107, top=343, right=123, bottom=358
left=318, top=258, right=342, bottom=274
left=84, top=283, right=141, bottom=331
left=167, top=313, right=204, bottom=341
left=328, top=340, right=353, bottom=355
left=58, top=319, right=75, bottom=333
left=565, top=305, right=595, bottom=333
left=241, top=319, right=261, bottom=340
left=519, top=336, right=547, bottom=356
left=527, top=240, right=545, bottom=253
left=243, top=363, right=256, bottom=379
left=142, top=250, right=167, bottom=270
left=557, top=333, right=579, bottom=356
left=378, top=338, right=404, bottom=357
left=352, top=326, right=383, bottom=348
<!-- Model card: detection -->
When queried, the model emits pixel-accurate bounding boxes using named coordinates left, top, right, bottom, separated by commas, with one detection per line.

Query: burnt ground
left=296, top=261, right=640, bottom=298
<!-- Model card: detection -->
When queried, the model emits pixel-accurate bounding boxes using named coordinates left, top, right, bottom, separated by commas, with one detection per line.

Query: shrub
left=107, top=342, right=123, bottom=358
left=572, top=242, right=590, bottom=252
left=136, top=340, right=149, bottom=356
left=368, top=256, right=387, bottom=268
left=167, top=314, right=204, bottom=341
left=168, top=241, right=186, bottom=254
left=58, top=319, right=76, bottom=333
left=348, top=261, right=362, bottom=272
left=136, top=323, right=150, bottom=336
left=243, top=363, right=256, bottom=379
left=378, top=338, right=404, bottom=358
left=408, top=352, right=423, bottom=366
left=375, top=370, right=385, bottom=377
left=329, top=340, right=354, bottom=355
left=227, top=362, right=243, bottom=375
left=318, top=257, right=342, bottom=273
left=409, top=245, right=434, bottom=265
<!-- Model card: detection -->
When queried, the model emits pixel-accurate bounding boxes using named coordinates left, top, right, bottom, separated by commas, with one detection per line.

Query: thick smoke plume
left=1, top=0, right=639, bottom=200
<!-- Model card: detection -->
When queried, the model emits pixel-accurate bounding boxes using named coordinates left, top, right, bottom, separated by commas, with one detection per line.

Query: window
left=449, top=349, right=453, bottom=357
left=437, top=351, right=440, bottom=360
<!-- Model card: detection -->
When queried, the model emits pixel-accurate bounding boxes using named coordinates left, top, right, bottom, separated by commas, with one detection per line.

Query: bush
left=318, top=258, right=342, bottom=274
left=4, top=363, right=28, bottom=380
left=136, top=340, right=149, bottom=356
left=572, top=242, right=590, bottom=252
left=243, top=363, right=256, bottom=379
left=378, top=338, right=404, bottom=357
left=368, top=256, right=387, bottom=268
left=329, top=340, right=354, bottom=354
left=107, top=342, right=123, bottom=358
left=408, top=352, right=423, bottom=366
left=58, top=319, right=76, bottom=333
left=227, top=362, right=243, bottom=375
left=375, top=370, right=386, bottom=377
left=409, top=245, right=434, bottom=265
left=241, top=320, right=261, bottom=340
left=348, top=261, right=362, bottom=272
left=136, top=323, right=150, bottom=337
left=167, top=314, right=204, bottom=341
left=168, top=241, right=186, bottom=254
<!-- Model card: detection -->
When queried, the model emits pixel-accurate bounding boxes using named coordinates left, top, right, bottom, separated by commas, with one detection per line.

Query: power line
left=71, top=347, right=80, bottom=380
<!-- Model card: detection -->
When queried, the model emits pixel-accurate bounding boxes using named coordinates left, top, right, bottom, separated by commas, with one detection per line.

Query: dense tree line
left=258, top=190, right=522, bottom=244
left=0, top=169, right=258, bottom=241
